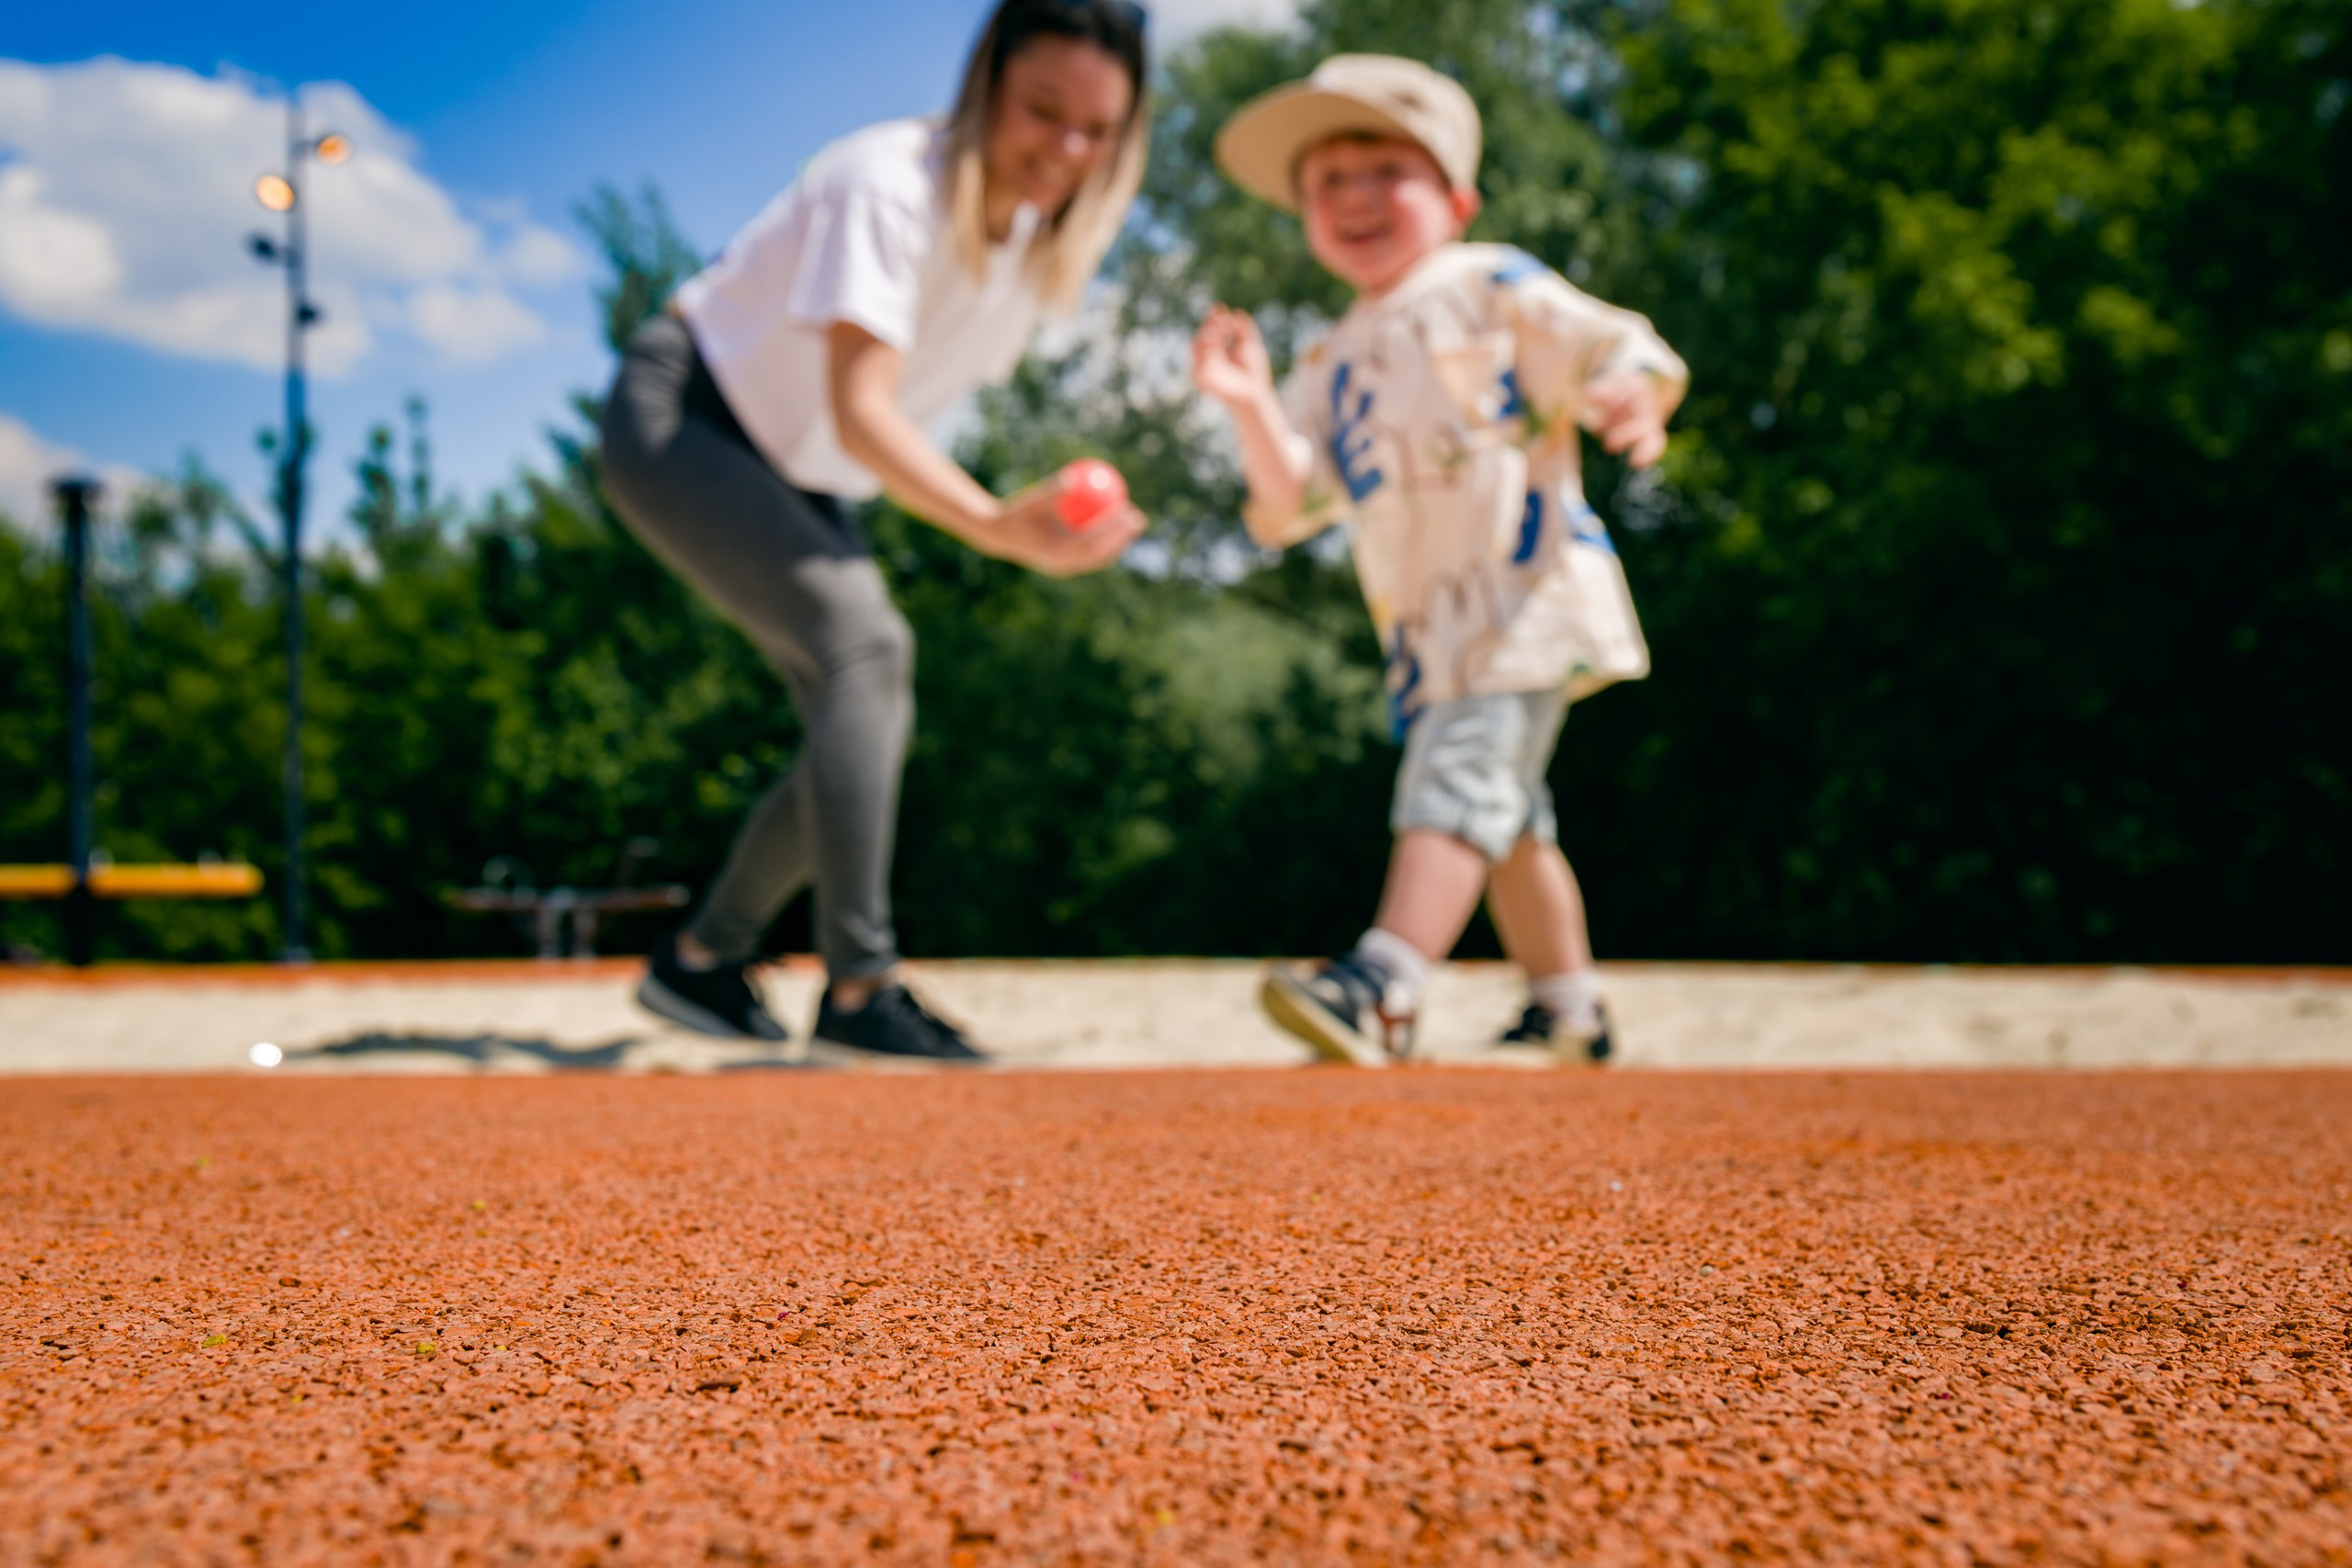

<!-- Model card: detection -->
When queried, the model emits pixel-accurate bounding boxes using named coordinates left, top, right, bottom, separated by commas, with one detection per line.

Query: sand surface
left=2, top=960, right=2347, bottom=1074
left=5, top=1071, right=2346, bottom=1563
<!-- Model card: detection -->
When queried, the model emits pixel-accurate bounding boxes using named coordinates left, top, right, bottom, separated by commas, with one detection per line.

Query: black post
left=248, top=91, right=342, bottom=964
left=278, top=96, right=311, bottom=964
left=54, top=477, right=100, bottom=967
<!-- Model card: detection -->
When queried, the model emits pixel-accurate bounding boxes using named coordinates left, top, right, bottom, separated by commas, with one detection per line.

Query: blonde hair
left=940, top=0, right=1150, bottom=314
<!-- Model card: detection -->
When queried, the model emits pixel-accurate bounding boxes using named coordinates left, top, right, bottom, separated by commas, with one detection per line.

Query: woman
left=601, top=0, right=1149, bottom=1060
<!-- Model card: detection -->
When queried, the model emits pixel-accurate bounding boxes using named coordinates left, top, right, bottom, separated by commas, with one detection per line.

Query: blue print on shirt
left=1490, top=248, right=1548, bottom=284
left=1328, top=362, right=1383, bottom=502
left=1498, top=367, right=1524, bottom=420
left=1385, top=625, right=1424, bottom=740
left=1514, top=490, right=1544, bottom=565
left=1566, top=502, right=1616, bottom=557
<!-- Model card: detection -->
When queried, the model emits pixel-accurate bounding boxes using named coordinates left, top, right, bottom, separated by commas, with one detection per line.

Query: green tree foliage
left=1568, top=0, right=2352, bottom=958
left=885, top=403, right=1393, bottom=959
left=576, top=184, right=706, bottom=356
left=0, top=464, right=284, bottom=960
left=2, top=6, right=2344, bottom=964
left=0, top=525, right=69, bottom=962
left=0, top=183, right=1385, bottom=963
left=1124, top=0, right=2349, bottom=961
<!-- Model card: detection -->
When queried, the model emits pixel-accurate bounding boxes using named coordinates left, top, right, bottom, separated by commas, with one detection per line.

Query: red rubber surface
left=6, top=1071, right=2347, bottom=1564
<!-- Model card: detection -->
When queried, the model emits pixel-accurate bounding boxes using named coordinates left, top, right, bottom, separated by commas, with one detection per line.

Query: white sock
left=1530, top=968, right=1603, bottom=1032
left=1351, top=927, right=1430, bottom=1012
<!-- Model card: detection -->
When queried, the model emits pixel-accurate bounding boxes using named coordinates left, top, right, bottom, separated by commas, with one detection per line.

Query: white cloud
left=408, top=283, right=548, bottom=364
left=1152, top=0, right=1306, bottom=39
left=496, top=225, right=581, bottom=286
left=0, top=57, right=581, bottom=376
left=0, top=413, right=143, bottom=536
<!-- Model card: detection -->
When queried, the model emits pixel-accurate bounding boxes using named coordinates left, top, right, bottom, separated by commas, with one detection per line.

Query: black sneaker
left=635, top=935, right=789, bottom=1042
left=1499, top=999, right=1612, bottom=1065
left=1260, top=955, right=1413, bottom=1066
left=812, top=983, right=987, bottom=1063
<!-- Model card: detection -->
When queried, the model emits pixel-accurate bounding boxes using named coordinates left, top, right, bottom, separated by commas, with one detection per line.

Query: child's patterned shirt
left=1256, top=243, right=1687, bottom=732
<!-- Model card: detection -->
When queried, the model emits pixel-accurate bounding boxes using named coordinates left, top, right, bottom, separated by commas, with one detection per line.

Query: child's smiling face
left=1296, top=134, right=1478, bottom=296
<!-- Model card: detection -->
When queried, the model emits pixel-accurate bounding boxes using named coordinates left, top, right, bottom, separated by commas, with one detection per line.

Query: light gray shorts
left=1390, top=690, right=1570, bottom=862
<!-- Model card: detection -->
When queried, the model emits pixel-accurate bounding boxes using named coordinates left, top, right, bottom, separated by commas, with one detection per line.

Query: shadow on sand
left=285, top=1032, right=820, bottom=1073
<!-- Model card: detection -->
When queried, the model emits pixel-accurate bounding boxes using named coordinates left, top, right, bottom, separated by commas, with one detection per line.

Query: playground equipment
left=0, top=861, right=266, bottom=968
left=445, top=839, right=687, bottom=960
left=0, top=863, right=264, bottom=900
left=0, top=479, right=266, bottom=966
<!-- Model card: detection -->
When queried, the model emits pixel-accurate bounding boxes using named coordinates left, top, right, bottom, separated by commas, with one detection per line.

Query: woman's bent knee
left=848, top=610, right=917, bottom=691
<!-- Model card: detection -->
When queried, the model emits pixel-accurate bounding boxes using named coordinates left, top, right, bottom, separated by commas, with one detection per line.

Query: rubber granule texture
left=5, top=1072, right=2347, bottom=1565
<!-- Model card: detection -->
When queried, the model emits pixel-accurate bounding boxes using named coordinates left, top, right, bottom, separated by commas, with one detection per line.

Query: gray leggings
left=599, top=312, right=910, bottom=978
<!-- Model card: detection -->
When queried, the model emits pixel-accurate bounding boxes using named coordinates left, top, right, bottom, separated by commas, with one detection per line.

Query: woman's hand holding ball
left=993, top=460, right=1143, bottom=576
left=1055, top=458, right=1128, bottom=528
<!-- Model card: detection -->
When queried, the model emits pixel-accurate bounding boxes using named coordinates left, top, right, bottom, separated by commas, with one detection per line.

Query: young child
left=1190, top=54, right=1687, bottom=1066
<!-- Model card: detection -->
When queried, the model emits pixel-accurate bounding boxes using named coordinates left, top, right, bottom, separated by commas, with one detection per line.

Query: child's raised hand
left=1192, top=305, right=1275, bottom=409
left=1582, top=370, right=1671, bottom=469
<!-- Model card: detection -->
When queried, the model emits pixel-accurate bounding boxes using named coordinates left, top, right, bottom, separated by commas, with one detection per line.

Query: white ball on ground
left=248, top=1042, right=283, bottom=1068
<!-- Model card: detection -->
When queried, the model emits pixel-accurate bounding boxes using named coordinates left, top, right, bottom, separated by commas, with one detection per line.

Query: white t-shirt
left=1258, top=243, right=1689, bottom=729
left=673, top=118, right=1045, bottom=500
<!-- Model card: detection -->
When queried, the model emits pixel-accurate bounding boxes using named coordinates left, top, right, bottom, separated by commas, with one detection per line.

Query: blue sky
left=1, top=0, right=1283, bottom=538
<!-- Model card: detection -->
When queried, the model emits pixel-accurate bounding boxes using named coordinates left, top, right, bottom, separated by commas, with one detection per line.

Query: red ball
left=1055, top=458, right=1128, bottom=529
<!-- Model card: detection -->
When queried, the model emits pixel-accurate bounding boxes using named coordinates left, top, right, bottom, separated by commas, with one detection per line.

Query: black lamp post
left=247, top=96, right=350, bottom=964
left=52, top=477, right=101, bottom=967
